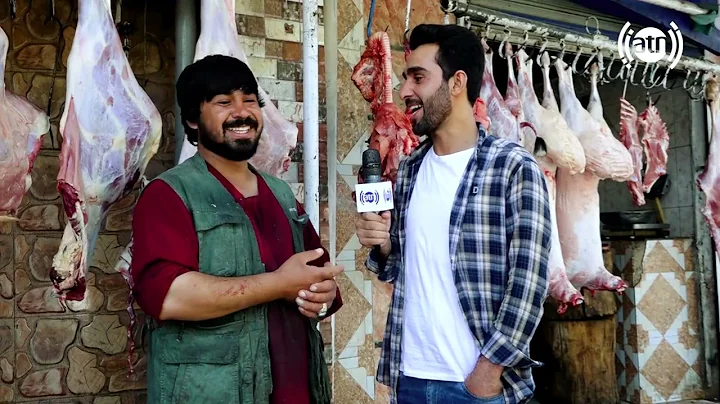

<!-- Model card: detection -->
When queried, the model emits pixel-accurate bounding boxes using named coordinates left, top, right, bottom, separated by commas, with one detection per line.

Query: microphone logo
left=617, top=21, right=683, bottom=69
left=359, top=190, right=380, bottom=205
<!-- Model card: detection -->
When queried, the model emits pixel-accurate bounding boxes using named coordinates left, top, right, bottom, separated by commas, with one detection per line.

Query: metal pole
left=303, top=0, right=320, bottom=232
left=440, top=0, right=720, bottom=74
left=174, top=0, right=197, bottom=165
left=324, top=0, right=339, bottom=395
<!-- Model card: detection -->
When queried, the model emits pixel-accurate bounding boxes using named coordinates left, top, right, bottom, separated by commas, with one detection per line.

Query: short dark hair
left=176, top=54, right=265, bottom=145
left=408, top=24, right=484, bottom=106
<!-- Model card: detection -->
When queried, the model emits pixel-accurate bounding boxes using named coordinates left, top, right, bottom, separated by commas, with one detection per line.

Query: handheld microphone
left=355, top=149, right=394, bottom=214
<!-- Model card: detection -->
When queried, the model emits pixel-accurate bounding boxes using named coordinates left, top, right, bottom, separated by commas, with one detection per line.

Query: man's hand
left=355, top=212, right=391, bottom=256
left=275, top=249, right=344, bottom=300
left=296, top=276, right=337, bottom=318
left=464, top=356, right=504, bottom=398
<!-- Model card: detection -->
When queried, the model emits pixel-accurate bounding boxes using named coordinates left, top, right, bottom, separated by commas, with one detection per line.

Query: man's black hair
left=176, top=54, right=265, bottom=145
left=408, top=24, right=484, bottom=106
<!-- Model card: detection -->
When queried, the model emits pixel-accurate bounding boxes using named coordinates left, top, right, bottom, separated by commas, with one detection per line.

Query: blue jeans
left=397, top=373, right=505, bottom=404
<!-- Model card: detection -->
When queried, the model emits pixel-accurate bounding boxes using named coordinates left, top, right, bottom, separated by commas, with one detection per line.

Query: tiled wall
left=611, top=239, right=705, bottom=403
left=0, top=0, right=176, bottom=401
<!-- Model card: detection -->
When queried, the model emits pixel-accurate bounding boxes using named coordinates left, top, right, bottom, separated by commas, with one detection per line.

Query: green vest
left=145, top=153, right=330, bottom=404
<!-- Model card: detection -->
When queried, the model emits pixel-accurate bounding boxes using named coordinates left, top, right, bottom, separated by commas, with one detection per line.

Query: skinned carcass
left=638, top=98, right=670, bottom=193
left=698, top=77, right=720, bottom=260
left=177, top=0, right=297, bottom=176
left=619, top=98, right=646, bottom=206
left=0, top=27, right=50, bottom=220
left=50, top=0, right=162, bottom=301
left=473, top=98, right=491, bottom=132
left=479, top=39, right=526, bottom=145
left=503, top=43, right=535, bottom=152
left=554, top=61, right=633, bottom=292
left=351, top=31, right=419, bottom=186
left=516, top=49, right=585, bottom=312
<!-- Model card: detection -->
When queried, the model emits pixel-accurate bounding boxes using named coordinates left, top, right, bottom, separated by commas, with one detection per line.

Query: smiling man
left=355, top=24, right=552, bottom=404
left=131, top=55, right=343, bottom=404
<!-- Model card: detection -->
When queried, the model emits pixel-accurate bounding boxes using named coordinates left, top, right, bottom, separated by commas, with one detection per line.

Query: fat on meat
left=479, top=39, right=524, bottom=145
left=503, top=43, right=536, bottom=152
left=554, top=61, right=633, bottom=292
left=698, top=77, right=720, bottom=259
left=638, top=98, right=670, bottom=193
left=178, top=0, right=297, bottom=176
left=0, top=27, right=50, bottom=220
left=50, top=0, right=162, bottom=301
left=619, top=97, right=646, bottom=206
left=473, top=98, right=491, bottom=132
left=351, top=31, right=419, bottom=187
left=515, top=49, right=584, bottom=312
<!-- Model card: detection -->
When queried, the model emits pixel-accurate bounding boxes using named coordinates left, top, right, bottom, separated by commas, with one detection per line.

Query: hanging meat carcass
left=351, top=31, right=419, bottom=187
left=619, top=98, right=646, bottom=206
left=177, top=0, right=297, bottom=176
left=554, top=60, right=634, bottom=292
left=516, top=49, right=585, bottom=312
left=473, top=98, right=491, bottom=132
left=638, top=98, right=670, bottom=193
left=698, top=77, right=720, bottom=259
left=479, top=38, right=526, bottom=145
left=0, top=27, right=50, bottom=220
left=503, top=43, right=535, bottom=152
left=50, top=0, right=162, bottom=301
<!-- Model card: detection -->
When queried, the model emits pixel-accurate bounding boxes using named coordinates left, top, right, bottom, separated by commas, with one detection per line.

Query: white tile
left=339, top=47, right=363, bottom=68
left=278, top=162, right=299, bottom=183
left=364, top=311, right=373, bottom=335
left=343, top=234, right=362, bottom=251
left=336, top=249, right=355, bottom=261
left=341, top=130, right=369, bottom=165
left=366, top=376, right=376, bottom=399
left=278, top=101, right=303, bottom=122
left=336, top=164, right=354, bottom=176
left=247, top=57, right=277, bottom=78
left=347, top=321, right=367, bottom=347
left=342, top=175, right=358, bottom=188
left=344, top=270, right=364, bottom=293
left=290, top=183, right=304, bottom=202
left=364, top=280, right=373, bottom=302
left=339, top=356, right=359, bottom=369
left=266, top=18, right=301, bottom=42
left=257, top=78, right=297, bottom=102
left=337, top=259, right=357, bottom=272
left=286, top=0, right=325, bottom=7
left=347, top=367, right=371, bottom=396
left=339, top=18, right=365, bottom=51
left=339, top=346, right=358, bottom=359
left=238, top=35, right=266, bottom=57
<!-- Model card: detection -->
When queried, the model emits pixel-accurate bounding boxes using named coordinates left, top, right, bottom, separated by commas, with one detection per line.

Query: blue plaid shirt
left=366, top=126, right=552, bottom=404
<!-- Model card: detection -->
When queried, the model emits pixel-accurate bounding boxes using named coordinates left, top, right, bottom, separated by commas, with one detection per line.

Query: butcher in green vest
left=130, top=54, right=344, bottom=404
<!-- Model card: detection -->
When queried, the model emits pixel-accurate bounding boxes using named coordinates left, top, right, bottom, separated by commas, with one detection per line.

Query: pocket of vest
left=159, top=332, right=241, bottom=404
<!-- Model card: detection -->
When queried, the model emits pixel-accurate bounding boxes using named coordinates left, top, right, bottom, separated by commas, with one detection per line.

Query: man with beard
left=355, top=24, right=551, bottom=404
left=131, top=55, right=343, bottom=404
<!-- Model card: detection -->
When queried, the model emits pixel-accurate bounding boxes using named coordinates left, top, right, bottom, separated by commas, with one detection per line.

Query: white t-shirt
left=400, top=145, right=481, bottom=382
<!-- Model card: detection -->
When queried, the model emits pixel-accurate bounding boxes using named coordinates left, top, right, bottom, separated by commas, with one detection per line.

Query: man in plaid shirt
left=355, top=24, right=552, bottom=404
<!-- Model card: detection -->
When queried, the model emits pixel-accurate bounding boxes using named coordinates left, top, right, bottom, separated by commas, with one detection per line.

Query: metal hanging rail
left=440, top=0, right=720, bottom=75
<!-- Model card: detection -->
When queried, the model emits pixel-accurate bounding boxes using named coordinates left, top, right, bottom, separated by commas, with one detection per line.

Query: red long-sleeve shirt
left=130, top=161, right=342, bottom=404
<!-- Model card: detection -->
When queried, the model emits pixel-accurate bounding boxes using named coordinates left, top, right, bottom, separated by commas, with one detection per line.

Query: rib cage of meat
left=638, top=98, right=670, bottom=193
left=50, top=0, right=162, bottom=302
left=619, top=98, right=646, bottom=206
left=351, top=32, right=419, bottom=187
left=515, top=49, right=584, bottom=312
left=698, top=77, right=720, bottom=261
left=503, top=43, right=535, bottom=152
left=177, top=0, right=297, bottom=176
left=554, top=60, right=632, bottom=293
left=0, top=27, right=50, bottom=220
left=478, top=39, right=524, bottom=145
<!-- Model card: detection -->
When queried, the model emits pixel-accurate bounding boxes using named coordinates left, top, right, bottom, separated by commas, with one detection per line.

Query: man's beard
left=198, top=117, right=262, bottom=162
left=412, top=81, right=452, bottom=137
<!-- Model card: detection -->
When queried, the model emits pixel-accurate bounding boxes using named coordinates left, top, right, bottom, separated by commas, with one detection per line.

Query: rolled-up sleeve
left=480, top=155, right=552, bottom=368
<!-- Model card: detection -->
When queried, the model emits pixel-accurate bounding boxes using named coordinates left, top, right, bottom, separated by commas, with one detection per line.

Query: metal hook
left=688, top=72, right=706, bottom=99
left=628, top=59, right=641, bottom=86
left=513, top=31, right=529, bottom=57
left=581, top=47, right=599, bottom=76
left=536, top=34, right=549, bottom=66
left=483, top=23, right=491, bottom=39
left=567, top=46, right=583, bottom=72
left=642, top=63, right=663, bottom=89
left=585, top=16, right=601, bottom=36
left=683, top=69, right=696, bottom=91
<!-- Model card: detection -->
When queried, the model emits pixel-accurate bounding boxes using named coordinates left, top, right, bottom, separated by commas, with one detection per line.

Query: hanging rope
left=404, top=0, right=412, bottom=33
left=366, top=0, right=376, bottom=38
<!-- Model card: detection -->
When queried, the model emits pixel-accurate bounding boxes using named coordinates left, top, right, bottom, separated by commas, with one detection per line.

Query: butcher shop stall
left=439, top=0, right=720, bottom=403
